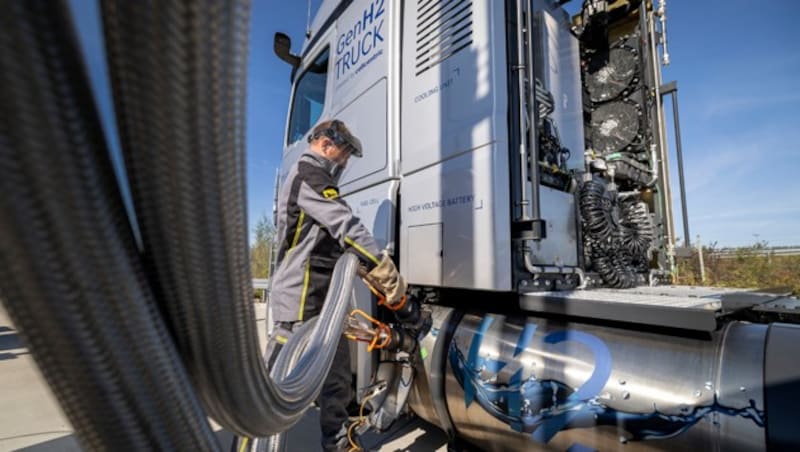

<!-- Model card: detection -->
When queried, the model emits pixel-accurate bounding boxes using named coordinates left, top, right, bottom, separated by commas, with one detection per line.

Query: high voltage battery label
left=406, top=194, right=477, bottom=213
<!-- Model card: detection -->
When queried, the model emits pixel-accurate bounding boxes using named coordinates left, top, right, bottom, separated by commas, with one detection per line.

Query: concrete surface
left=0, top=304, right=449, bottom=452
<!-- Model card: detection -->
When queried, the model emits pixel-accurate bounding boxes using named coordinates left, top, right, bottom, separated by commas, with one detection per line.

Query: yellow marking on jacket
left=298, top=259, right=311, bottom=320
left=289, top=210, right=306, bottom=250
left=345, top=237, right=380, bottom=265
left=322, top=188, right=339, bottom=199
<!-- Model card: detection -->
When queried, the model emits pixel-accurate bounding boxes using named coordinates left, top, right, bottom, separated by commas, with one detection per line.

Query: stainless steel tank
left=409, top=306, right=800, bottom=451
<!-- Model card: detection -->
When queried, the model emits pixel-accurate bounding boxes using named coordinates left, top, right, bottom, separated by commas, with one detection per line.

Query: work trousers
left=266, top=321, right=353, bottom=452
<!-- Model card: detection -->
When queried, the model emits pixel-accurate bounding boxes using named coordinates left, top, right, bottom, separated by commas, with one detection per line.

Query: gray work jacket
left=270, top=151, right=381, bottom=322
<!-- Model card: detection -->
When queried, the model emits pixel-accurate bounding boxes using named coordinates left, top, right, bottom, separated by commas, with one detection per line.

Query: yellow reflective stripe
left=238, top=437, right=249, bottom=452
left=345, top=237, right=380, bottom=266
left=298, top=259, right=311, bottom=320
left=289, top=210, right=305, bottom=250
left=275, top=335, right=288, bottom=344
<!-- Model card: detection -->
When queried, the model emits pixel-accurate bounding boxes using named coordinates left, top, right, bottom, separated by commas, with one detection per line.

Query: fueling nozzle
left=344, top=309, right=420, bottom=354
left=344, top=309, right=392, bottom=352
left=391, top=292, right=432, bottom=342
left=360, top=269, right=432, bottom=339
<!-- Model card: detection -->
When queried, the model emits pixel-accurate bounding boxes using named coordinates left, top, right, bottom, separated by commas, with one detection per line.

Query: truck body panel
left=273, top=1, right=800, bottom=450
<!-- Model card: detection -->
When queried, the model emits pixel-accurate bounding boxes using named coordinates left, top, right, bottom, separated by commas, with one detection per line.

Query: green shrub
left=675, top=242, right=800, bottom=296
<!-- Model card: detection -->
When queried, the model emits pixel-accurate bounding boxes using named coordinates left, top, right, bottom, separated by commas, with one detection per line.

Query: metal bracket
left=512, top=219, right=547, bottom=241
left=660, top=80, right=677, bottom=94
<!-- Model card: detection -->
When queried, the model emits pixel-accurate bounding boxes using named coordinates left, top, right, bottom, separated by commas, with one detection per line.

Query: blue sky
left=70, top=0, right=798, bottom=248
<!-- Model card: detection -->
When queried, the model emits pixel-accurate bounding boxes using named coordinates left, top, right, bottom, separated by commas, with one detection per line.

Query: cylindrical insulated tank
left=408, top=307, right=800, bottom=451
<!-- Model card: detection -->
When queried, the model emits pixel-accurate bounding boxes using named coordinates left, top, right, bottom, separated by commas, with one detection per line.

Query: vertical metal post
left=661, top=81, right=690, bottom=248
left=267, top=294, right=274, bottom=336
left=268, top=167, right=280, bottom=335
left=697, top=235, right=706, bottom=284
left=269, top=167, right=280, bottom=287
left=514, top=0, right=530, bottom=221
left=272, top=167, right=280, bottom=227
left=646, top=9, right=675, bottom=270
left=670, top=90, right=690, bottom=248
left=657, top=0, right=670, bottom=66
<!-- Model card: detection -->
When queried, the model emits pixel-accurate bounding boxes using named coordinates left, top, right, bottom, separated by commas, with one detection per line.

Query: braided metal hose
left=0, top=1, right=220, bottom=450
left=102, top=0, right=359, bottom=436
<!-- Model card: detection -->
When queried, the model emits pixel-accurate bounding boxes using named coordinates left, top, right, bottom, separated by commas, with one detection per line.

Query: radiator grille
left=415, top=0, right=473, bottom=76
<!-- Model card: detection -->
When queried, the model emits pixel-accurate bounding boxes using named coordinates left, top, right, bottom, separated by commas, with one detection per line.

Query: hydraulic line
left=619, top=199, right=656, bottom=264
left=0, top=1, right=219, bottom=450
left=521, top=0, right=544, bottom=239
left=580, top=179, right=653, bottom=288
left=580, top=179, right=617, bottom=243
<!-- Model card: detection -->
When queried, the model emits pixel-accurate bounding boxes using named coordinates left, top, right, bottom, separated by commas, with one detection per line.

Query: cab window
left=286, top=48, right=329, bottom=145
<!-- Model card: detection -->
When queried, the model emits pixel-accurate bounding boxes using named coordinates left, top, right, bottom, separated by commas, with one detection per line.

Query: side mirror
left=273, top=32, right=300, bottom=69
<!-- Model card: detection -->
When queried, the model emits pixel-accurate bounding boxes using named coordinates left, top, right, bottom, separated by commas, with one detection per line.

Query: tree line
left=250, top=212, right=276, bottom=280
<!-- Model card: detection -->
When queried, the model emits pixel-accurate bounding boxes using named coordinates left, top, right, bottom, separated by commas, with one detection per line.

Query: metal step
left=519, top=286, right=791, bottom=331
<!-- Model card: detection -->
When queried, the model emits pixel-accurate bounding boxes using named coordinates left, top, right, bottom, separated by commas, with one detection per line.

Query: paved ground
left=0, top=304, right=448, bottom=452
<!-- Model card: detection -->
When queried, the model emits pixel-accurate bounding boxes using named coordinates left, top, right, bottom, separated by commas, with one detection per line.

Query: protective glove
left=363, top=251, right=407, bottom=307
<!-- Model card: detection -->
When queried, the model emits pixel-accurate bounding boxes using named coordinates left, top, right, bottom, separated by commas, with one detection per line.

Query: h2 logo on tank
left=449, top=316, right=766, bottom=446
left=335, top=0, right=385, bottom=85
left=450, top=316, right=612, bottom=444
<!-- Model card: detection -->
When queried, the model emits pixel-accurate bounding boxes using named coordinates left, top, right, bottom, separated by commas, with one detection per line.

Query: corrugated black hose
left=580, top=179, right=638, bottom=288
left=0, top=1, right=221, bottom=450
left=102, top=0, right=357, bottom=437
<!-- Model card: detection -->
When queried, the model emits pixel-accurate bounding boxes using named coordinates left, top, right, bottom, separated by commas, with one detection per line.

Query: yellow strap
left=289, top=209, right=305, bottom=250
left=344, top=237, right=380, bottom=266
left=238, top=437, right=249, bottom=452
left=298, top=259, right=311, bottom=320
left=322, top=187, right=339, bottom=199
left=275, top=335, right=288, bottom=344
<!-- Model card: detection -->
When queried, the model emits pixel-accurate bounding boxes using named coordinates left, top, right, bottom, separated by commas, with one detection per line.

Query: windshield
left=286, top=47, right=330, bottom=145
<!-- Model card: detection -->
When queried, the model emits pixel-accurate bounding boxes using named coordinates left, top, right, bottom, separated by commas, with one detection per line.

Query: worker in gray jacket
left=268, top=119, right=406, bottom=451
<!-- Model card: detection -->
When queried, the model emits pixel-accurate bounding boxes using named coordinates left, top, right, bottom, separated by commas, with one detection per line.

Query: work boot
left=346, top=399, right=372, bottom=421
left=321, top=424, right=356, bottom=452
left=322, top=423, right=380, bottom=452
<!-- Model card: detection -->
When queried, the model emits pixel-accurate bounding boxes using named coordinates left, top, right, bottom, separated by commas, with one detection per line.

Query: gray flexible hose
left=247, top=255, right=359, bottom=428
left=241, top=281, right=358, bottom=451
left=251, top=283, right=359, bottom=452
left=233, top=267, right=358, bottom=450
left=271, top=261, right=358, bottom=397
left=0, top=1, right=220, bottom=450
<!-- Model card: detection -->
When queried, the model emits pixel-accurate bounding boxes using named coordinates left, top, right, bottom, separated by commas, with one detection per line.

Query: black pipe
left=0, top=1, right=219, bottom=450
left=524, top=1, right=545, bottom=240
left=668, top=86, right=690, bottom=247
